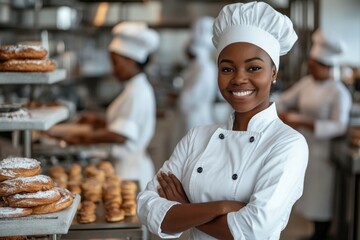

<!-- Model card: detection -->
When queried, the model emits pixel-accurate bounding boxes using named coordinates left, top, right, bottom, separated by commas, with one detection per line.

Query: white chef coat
left=179, top=48, right=218, bottom=131
left=276, top=75, right=352, bottom=220
left=137, top=103, right=308, bottom=239
left=106, top=73, right=156, bottom=190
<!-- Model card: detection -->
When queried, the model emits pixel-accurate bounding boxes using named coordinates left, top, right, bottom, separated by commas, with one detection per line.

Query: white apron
left=276, top=75, right=352, bottom=220
left=106, top=73, right=156, bottom=190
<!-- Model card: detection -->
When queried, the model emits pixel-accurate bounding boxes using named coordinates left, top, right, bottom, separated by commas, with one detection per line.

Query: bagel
left=31, top=187, right=74, bottom=214
left=0, top=157, right=41, bottom=182
left=0, top=175, right=54, bottom=197
left=0, top=44, right=47, bottom=61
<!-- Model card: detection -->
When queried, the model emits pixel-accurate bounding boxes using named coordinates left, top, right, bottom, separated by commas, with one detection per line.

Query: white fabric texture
left=108, top=22, right=159, bottom=63
left=276, top=75, right=352, bottom=220
left=310, top=29, right=346, bottom=66
left=106, top=73, right=156, bottom=190
left=137, top=103, right=308, bottom=239
left=212, top=1, right=297, bottom=70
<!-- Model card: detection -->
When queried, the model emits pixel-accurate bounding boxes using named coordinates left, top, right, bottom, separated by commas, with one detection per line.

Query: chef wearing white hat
left=177, top=16, right=218, bottom=133
left=276, top=28, right=351, bottom=240
left=137, top=2, right=308, bottom=239
left=67, top=22, right=159, bottom=190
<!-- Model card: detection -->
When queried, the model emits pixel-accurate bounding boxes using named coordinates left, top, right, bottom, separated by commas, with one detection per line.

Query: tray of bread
left=45, top=161, right=141, bottom=231
left=0, top=44, right=66, bottom=84
left=0, top=157, right=80, bottom=237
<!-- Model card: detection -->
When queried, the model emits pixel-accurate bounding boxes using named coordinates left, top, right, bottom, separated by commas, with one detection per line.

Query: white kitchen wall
left=321, top=0, right=360, bottom=66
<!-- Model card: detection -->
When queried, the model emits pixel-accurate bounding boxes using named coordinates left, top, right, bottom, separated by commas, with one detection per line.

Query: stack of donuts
left=0, top=157, right=74, bottom=219
left=0, top=44, right=56, bottom=72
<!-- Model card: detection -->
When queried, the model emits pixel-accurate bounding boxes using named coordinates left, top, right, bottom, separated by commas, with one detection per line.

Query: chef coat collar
left=226, top=102, right=278, bottom=132
left=124, top=72, right=147, bottom=86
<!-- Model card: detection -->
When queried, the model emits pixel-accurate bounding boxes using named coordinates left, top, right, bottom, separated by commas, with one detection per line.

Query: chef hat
left=213, top=1, right=298, bottom=70
left=310, top=29, right=346, bottom=66
left=108, top=22, right=160, bottom=63
left=191, top=16, right=215, bottom=50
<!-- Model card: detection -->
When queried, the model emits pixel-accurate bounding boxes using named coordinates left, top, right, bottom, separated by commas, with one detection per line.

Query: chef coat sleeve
left=227, top=131, right=308, bottom=239
left=314, top=83, right=352, bottom=139
left=276, top=77, right=308, bottom=112
left=137, top=128, right=195, bottom=238
left=107, top=93, right=139, bottom=141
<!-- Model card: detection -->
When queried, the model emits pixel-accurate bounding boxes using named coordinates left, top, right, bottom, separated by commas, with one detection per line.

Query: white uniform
left=106, top=73, right=156, bottom=190
left=179, top=48, right=218, bottom=131
left=276, top=75, right=352, bottom=220
left=137, top=103, right=308, bottom=239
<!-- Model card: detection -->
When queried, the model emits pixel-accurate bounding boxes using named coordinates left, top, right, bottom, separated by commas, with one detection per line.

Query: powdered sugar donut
left=0, top=45, right=47, bottom=61
left=0, top=158, right=41, bottom=182
left=6, top=188, right=61, bottom=208
left=0, top=175, right=54, bottom=197
left=0, top=59, right=56, bottom=72
left=0, top=206, right=32, bottom=218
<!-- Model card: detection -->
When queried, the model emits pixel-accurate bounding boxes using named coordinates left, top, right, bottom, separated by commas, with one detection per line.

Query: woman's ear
left=272, top=66, right=278, bottom=82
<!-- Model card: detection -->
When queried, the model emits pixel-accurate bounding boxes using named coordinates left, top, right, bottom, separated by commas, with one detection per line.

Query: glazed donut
left=0, top=44, right=48, bottom=61
left=6, top=188, right=61, bottom=208
left=0, top=206, right=32, bottom=218
left=0, top=157, right=41, bottom=182
left=0, top=59, right=56, bottom=72
left=0, top=175, right=54, bottom=197
left=31, top=187, right=74, bottom=215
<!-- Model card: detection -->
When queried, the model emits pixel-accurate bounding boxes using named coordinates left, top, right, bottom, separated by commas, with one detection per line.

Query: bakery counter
left=63, top=201, right=149, bottom=240
left=331, top=139, right=360, bottom=240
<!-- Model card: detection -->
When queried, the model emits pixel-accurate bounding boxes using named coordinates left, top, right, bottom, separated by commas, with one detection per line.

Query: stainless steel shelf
left=0, top=69, right=66, bottom=85
left=0, top=106, right=69, bottom=131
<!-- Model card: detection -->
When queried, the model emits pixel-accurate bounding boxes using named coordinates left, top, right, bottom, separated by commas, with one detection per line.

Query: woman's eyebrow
left=219, top=59, right=234, bottom=64
left=245, top=57, right=264, bottom=63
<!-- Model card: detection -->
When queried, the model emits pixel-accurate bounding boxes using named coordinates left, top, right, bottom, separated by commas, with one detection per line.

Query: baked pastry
left=105, top=208, right=125, bottom=222
left=32, top=187, right=74, bottom=214
left=0, top=236, right=27, bottom=240
left=0, top=44, right=48, bottom=61
left=0, top=175, right=54, bottom=197
left=77, top=200, right=97, bottom=224
left=0, top=59, right=56, bottom=72
left=0, top=157, right=41, bottom=182
left=0, top=206, right=32, bottom=218
left=6, top=188, right=61, bottom=208
left=97, top=161, right=114, bottom=177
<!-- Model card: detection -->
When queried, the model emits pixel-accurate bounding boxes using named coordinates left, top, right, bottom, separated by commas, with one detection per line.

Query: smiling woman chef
left=136, top=1, right=309, bottom=240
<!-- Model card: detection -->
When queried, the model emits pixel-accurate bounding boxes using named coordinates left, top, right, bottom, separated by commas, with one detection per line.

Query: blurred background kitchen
left=0, top=0, right=359, bottom=239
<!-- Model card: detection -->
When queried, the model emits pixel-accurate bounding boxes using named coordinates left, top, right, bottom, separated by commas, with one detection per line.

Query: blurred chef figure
left=178, top=16, right=218, bottom=132
left=66, top=22, right=159, bottom=190
left=276, top=29, right=352, bottom=240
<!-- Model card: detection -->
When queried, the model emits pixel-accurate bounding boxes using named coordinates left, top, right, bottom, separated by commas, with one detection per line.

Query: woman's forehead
left=219, top=42, right=271, bottom=62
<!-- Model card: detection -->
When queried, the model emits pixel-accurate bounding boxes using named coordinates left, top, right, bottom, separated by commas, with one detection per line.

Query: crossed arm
left=157, top=172, right=246, bottom=239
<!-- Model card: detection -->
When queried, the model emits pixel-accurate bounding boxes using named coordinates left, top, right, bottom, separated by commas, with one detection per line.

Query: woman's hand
left=157, top=172, right=189, bottom=204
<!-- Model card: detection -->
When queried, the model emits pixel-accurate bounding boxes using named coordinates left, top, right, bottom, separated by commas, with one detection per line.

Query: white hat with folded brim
left=108, top=22, right=159, bottom=63
left=213, top=2, right=298, bottom=70
left=310, top=29, right=346, bottom=66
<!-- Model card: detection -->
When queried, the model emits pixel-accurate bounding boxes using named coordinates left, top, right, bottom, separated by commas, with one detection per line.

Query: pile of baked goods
left=0, top=157, right=74, bottom=219
left=49, top=160, right=138, bottom=224
left=0, top=44, right=56, bottom=72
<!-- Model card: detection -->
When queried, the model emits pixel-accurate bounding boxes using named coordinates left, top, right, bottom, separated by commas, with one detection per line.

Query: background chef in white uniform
left=65, top=22, right=159, bottom=190
left=276, top=29, right=352, bottom=240
left=178, top=16, right=218, bottom=132
left=137, top=2, right=308, bottom=239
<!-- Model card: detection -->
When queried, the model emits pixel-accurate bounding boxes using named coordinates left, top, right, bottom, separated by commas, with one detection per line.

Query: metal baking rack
left=0, top=69, right=68, bottom=157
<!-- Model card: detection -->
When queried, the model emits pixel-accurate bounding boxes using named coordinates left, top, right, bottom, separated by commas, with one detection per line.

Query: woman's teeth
left=232, top=90, right=253, bottom=97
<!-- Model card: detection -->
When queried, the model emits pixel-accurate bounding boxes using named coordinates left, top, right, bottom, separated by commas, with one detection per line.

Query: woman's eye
left=248, top=66, right=261, bottom=72
left=220, top=67, right=234, bottom=73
